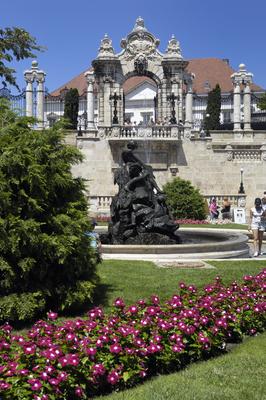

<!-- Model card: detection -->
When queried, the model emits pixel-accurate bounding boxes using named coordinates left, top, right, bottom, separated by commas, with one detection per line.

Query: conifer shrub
left=204, top=83, right=221, bottom=131
left=163, top=177, right=206, bottom=220
left=0, top=101, right=98, bottom=324
left=63, top=88, right=79, bottom=129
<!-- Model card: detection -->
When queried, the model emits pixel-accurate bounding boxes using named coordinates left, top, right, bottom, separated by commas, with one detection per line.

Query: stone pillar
left=98, top=80, right=104, bottom=126
left=85, top=70, right=95, bottom=129
left=243, top=81, right=252, bottom=131
left=24, top=61, right=46, bottom=128
left=103, top=79, right=112, bottom=126
left=171, top=80, right=179, bottom=123
left=24, top=76, right=33, bottom=117
left=36, top=72, right=45, bottom=129
left=161, top=80, right=168, bottom=123
left=231, top=64, right=253, bottom=133
left=185, top=80, right=193, bottom=125
left=178, top=84, right=183, bottom=122
left=233, top=82, right=241, bottom=132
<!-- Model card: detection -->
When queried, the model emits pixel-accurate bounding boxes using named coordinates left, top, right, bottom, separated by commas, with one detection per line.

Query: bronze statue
left=106, top=141, right=180, bottom=244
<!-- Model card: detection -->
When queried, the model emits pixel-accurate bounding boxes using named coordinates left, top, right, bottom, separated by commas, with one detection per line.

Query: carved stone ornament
left=120, top=17, right=161, bottom=61
left=227, top=151, right=233, bottom=161
left=24, top=60, right=46, bottom=83
left=97, top=34, right=116, bottom=59
left=231, top=63, right=253, bottom=85
left=134, top=54, right=148, bottom=75
left=164, top=35, right=183, bottom=59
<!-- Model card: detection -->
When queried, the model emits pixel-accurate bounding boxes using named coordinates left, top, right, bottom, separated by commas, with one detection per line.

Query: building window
left=204, top=81, right=211, bottom=92
left=125, top=112, right=134, bottom=123
left=141, top=112, right=153, bottom=124
left=223, top=111, right=231, bottom=123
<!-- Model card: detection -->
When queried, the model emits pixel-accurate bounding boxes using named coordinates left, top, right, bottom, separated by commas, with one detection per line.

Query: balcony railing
left=98, top=125, right=183, bottom=140
left=88, top=194, right=247, bottom=215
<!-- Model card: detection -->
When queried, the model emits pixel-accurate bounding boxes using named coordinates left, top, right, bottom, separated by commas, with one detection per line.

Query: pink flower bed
left=0, top=270, right=265, bottom=399
left=175, top=219, right=209, bottom=224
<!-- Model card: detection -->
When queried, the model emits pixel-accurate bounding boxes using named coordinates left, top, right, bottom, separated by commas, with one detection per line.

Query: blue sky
left=2, top=0, right=266, bottom=92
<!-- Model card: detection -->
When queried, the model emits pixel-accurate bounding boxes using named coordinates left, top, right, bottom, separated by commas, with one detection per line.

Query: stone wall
left=72, top=130, right=266, bottom=213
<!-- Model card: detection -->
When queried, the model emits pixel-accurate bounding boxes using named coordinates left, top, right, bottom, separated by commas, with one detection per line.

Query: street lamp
left=205, top=113, right=210, bottom=137
left=238, top=168, right=245, bottom=194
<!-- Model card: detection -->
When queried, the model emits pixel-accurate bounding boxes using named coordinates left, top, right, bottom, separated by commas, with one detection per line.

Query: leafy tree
left=0, top=107, right=98, bottom=324
left=204, top=84, right=221, bottom=131
left=163, top=177, right=206, bottom=220
left=64, top=88, right=79, bottom=129
left=257, top=93, right=266, bottom=110
left=0, top=27, right=43, bottom=89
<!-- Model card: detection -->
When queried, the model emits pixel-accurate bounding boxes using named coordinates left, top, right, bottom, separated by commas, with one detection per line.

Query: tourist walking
left=221, top=197, right=231, bottom=219
left=249, top=198, right=265, bottom=257
left=209, top=197, right=219, bottom=221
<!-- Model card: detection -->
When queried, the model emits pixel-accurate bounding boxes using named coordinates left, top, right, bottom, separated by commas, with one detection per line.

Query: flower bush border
left=0, top=269, right=265, bottom=399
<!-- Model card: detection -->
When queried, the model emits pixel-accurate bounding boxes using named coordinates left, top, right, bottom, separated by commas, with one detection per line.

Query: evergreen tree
left=0, top=104, right=98, bottom=324
left=0, top=27, right=43, bottom=89
left=163, top=177, right=206, bottom=220
left=204, top=84, right=221, bottom=131
left=64, top=88, right=79, bottom=129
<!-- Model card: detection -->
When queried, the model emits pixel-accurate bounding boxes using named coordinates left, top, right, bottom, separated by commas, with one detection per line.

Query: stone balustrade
left=98, top=125, right=183, bottom=140
left=88, top=194, right=247, bottom=216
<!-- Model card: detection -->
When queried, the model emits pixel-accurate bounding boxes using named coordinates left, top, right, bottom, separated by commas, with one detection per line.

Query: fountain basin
left=100, top=229, right=250, bottom=260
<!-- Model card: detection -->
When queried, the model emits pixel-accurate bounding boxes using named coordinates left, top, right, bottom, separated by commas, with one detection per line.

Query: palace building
left=1, top=17, right=266, bottom=213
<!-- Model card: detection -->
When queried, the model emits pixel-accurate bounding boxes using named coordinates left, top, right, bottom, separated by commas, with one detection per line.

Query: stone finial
left=31, top=60, right=39, bottom=69
left=133, top=16, right=147, bottom=32
left=84, top=70, right=95, bottom=84
left=97, top=34, right=116, bottom=59
left=231, top=63, right=253, bottom=85
left=164, top=34, right=183, bottom=59
left=24, top=60, right=46, bottom=82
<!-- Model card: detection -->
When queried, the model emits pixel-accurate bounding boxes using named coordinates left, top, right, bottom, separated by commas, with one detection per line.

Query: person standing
left=209, top=197, right=219, bottom=221
left=249, top=198, right=265, bottom=257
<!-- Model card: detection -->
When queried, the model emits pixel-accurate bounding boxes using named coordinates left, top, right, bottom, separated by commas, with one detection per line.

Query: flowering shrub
left=175, top=219, right=209, bottom=225
left=96, top=215, right=110, bottom=223
left=0, top=269, right=265, bottom=399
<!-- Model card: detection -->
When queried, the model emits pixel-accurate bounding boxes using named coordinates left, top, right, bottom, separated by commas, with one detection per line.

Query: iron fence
left=0, top=86, right=26, bottom=116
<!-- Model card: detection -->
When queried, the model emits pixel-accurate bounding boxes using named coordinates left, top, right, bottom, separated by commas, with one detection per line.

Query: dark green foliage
left=258, top=93, right=266, bottom=111
left=163, top=177, right=206, bottom=220
left=63, top=88, right=79, bottom=129
left=0, top=27, right=44, bottom=89
left=204, top=84, right=221, bottom=131
left=0, top=104, right=98, bottom=324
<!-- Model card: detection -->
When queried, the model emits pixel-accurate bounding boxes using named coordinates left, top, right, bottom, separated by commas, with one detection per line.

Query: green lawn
left=95, top=259, right=265, bottom=312
left=94, top=260, right=266, bottom=400
left=97, top=332, right=266, bottom=400
left=181, top=223, right=248, bottom=230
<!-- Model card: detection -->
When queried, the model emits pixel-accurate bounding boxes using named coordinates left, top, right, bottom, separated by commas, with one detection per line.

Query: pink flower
left=47, top=311, right=58, bottom=321
left=107, top=370, right=120, bottom=385
left=49, top=378, right=60, bottom=386
left=86, top=347, right=97, bottom=356
left=92, top=363, right=106, bottom=376
left=24, top=344, right=36, bottom=355
left=114, top=298, right=125, bottom=308
left=28, top=379, right=42, bottom=391
left=110, top=344, right=122, bottom=354
left=75, top=386, right=85, bottom=397
left=151, top=295, right=160, bottom=304
left=0, top=381, right=11, bottom=390
left=127, top=305, right=139, bottom=314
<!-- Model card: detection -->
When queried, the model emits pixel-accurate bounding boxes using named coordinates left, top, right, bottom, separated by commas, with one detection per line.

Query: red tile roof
left=186, top=58, right=262, bottom=93
left=50, top=58, right=263, bottom=96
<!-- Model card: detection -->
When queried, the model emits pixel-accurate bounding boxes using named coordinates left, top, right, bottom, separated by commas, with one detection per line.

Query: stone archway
left=92, top=17, right=190, bottom=128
